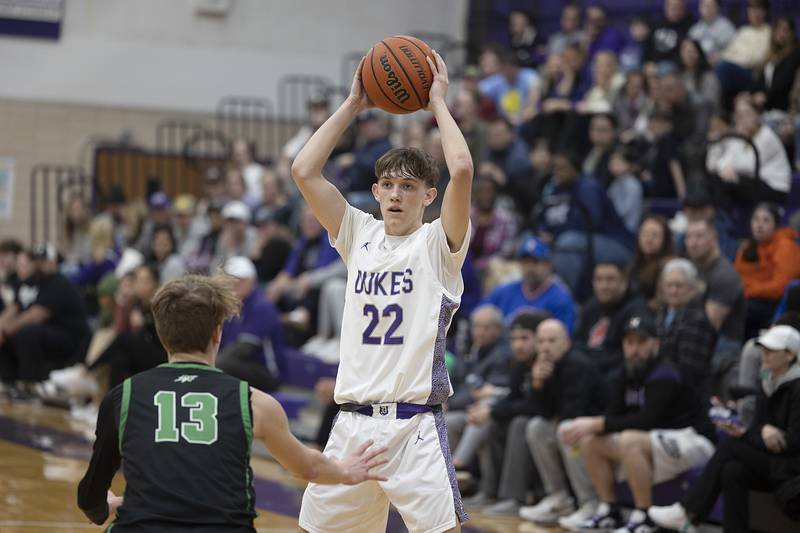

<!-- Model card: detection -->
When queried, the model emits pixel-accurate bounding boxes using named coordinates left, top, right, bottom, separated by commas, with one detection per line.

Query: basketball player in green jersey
left=78, top=274, right=387, bottom=531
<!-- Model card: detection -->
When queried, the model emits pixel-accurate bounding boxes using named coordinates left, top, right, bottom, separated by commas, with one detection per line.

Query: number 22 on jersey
left=154, top=391, right=218, bottom=445
left=362, top=303, right=404, bottom=345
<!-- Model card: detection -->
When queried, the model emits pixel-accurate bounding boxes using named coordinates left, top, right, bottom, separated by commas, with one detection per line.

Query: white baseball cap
left=115, top=248, right=145, bottom=278
left=221, top=200, right=250, bottom=222
left=224, top=256, right=256, bottom=280
left=757, top=325, right=800, bottom=354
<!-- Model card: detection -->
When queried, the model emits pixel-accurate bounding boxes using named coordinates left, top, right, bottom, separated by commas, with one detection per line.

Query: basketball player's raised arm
left=427, top=51, right=473, bottom=252
left=291, top=57, right=373, bottom=240
left=250, top=388, right=388, bottom=485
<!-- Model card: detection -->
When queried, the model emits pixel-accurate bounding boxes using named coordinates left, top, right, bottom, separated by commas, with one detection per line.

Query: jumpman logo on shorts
left=361, top=241, right=370, bottom=251
left=414, top=431, right=424, bottom=445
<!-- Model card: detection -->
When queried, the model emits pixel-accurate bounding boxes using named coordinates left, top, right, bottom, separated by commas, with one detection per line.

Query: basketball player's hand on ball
left=107, top=490, right=124, bottom=515
left=425, top=50, right=448, bottom=110
left=338, top=439, right=389, bottom=484
left=347, top=56, right=374, bottom=114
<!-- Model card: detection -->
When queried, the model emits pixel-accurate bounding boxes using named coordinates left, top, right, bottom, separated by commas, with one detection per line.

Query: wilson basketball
left=361, top=35, right=434, bottom=114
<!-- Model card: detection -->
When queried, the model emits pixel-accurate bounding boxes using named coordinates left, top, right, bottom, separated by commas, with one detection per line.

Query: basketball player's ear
left=423, top=186, right=437, bottom=207
left=371, top=182, right=380, bottom=202
left=210, top=324, right=223, bottom=348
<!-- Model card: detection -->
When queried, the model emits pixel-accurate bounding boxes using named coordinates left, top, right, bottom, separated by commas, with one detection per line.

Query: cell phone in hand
left=709, top=405, right=742, bottom=427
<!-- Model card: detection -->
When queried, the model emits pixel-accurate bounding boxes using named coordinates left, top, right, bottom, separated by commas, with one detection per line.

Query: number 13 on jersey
left=154, top=391, right=218, bottom=445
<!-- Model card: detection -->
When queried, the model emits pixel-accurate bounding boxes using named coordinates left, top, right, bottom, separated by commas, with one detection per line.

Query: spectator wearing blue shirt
left=535, top=150, right=635, bottom=298
left=218, top=256, right=283, bottom=392
left=484, top=236, right=576, bottom=332
left=478, top=50, right=541, bottom=126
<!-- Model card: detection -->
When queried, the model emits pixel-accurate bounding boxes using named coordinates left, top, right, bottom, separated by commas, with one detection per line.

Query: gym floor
left=0, top=400, right=554, bottom=533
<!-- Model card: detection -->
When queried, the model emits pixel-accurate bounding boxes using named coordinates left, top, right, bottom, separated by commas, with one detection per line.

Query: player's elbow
left=292, top=156, right=321, bottom=182
left=290, top=159, right=314, bottom=183
left=451, top=155, right=473, bottom=182
left=298, top=463, right=320, bottom=482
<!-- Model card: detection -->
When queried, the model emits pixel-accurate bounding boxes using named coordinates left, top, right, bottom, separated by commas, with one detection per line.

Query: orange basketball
left=361, top=35, right=434, bottom=114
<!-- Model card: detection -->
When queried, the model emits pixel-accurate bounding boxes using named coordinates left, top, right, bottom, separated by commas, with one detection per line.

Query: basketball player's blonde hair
left=151, top=274, right=241, bottom=354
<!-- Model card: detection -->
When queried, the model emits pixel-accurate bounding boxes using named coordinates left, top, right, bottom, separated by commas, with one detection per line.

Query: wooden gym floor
left=0, top=399, right=561, bottom=533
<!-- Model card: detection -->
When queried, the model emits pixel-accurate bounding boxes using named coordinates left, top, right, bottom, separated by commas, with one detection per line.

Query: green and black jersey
left=78, top=362, right=256, bottom=532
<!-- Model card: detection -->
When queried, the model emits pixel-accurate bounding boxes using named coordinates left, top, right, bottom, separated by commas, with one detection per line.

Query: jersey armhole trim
left=118, top=378, right=131, bottom=454
left=239, top=381, right=253, bottom=449
left=239, top=381, right=254, bottom=512
left=421, top=221, right=461, bottom=302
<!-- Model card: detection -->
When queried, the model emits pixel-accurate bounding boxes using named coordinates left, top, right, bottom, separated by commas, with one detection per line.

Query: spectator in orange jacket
left=735, top=203, right=800, bottom=337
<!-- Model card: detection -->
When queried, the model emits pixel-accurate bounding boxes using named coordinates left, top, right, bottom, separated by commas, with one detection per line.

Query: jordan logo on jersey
left=361, top=241, right=370, bottom=251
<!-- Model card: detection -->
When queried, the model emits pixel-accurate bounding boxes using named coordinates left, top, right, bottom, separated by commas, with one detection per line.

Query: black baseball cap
left=624, top=315, right=658, bottom=338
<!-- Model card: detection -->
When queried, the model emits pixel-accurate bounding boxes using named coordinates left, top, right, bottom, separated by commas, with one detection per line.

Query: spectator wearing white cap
left=649, top=324, right=800, bottom=533
left=216, top=257, right=283, bottom=392
left=211, top=200, right=257, bottom=271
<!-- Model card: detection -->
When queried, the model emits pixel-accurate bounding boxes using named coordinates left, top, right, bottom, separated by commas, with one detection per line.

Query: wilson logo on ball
left=379, top=53, right=411, bottom=104
left=362, top=35, right=434, bottom=114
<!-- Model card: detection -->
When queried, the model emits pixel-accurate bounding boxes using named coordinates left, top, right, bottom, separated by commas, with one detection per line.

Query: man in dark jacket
left=657, top=258, right=718, bottom=400
left=650, top=324, right=800, bottom=532
left=517, top=319, right=606, bottom=525
left=560, top=315, right=716, bottom=533
left=574, top=261, right=648, bottom=375
left=463, top=311, right=550, bottom=514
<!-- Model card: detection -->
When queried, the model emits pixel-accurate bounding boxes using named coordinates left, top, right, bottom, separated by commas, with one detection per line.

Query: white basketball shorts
left=298, top=405, right=467, bottom=533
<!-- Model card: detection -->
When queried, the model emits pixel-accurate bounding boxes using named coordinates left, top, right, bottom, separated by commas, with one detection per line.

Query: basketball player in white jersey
left=292, top=51, right=473, bottom=532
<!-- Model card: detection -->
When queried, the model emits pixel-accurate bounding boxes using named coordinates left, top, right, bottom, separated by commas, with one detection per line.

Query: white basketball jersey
left=330, top=204, right=470, bottom=405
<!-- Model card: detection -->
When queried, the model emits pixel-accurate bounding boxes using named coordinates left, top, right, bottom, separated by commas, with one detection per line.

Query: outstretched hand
left=338, top=439, right=388, bottom=485
left=425, top=50, right=449, bottom=110
left=347, top=56, right=374, bottom=114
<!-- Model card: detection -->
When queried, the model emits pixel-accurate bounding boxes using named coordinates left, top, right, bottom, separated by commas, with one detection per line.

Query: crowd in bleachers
left=2, top=0, right=800, bottom=530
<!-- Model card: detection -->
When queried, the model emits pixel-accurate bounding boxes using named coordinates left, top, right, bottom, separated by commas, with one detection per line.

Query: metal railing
left=30, top=165, right=89, bottom=246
